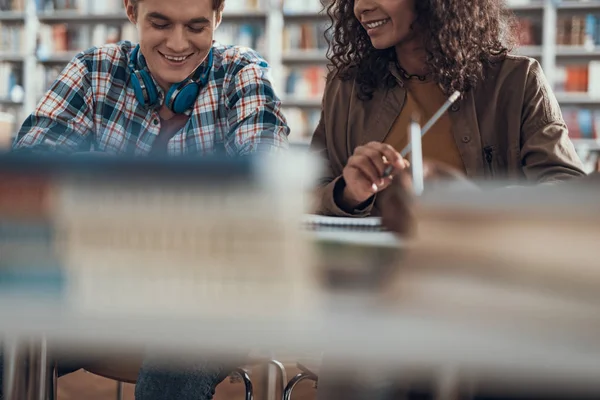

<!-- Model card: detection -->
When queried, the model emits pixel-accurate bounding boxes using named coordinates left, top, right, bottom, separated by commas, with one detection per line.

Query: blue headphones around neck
left=128, top=45, right=213, bottom=114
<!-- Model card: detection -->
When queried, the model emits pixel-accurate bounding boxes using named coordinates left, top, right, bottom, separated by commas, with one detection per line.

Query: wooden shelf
left=37, top=12, right=128, bottom=23
left=282, top=50, right=327, bottom=64
left=0, top=97, right=22, bottom=106
left=282, top=97, right=321, bottom=108
left=556, top=46, right=600, bottom=58
left=0, top=54, right=24, bottom=63
left=508, top=2, right=544, bottom=11
left=283, top=11, right=328, bottom=21
left=221, top=9, right=268, bottom=19
left=556, top=93, right=600, bottom=106
left=37, top=52, right=78, bottom=64
left=556, top=0, right=600, bottom=11
left=0, top=11, right=25, bottom=22
left=514, top=45, right=543, bottom=57
left=572, top=139, right=600, bottom=150
left=37, top=10, right=266, bottom=23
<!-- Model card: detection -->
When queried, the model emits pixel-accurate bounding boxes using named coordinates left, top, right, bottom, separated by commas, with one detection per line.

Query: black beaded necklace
left=397, top=64, right=430, bottom=82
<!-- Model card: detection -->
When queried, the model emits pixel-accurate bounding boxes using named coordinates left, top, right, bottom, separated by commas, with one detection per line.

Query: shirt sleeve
left=225, top=62, right=289, bottom=156
left=520, top=60, right=587, bottom=182
left=13, top=56, right=95, bottom=154
left=309, top=76, right=375, bottom=217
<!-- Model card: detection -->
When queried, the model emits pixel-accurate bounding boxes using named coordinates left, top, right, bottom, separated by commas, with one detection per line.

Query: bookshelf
left=0, top=0, right=598, bottom=170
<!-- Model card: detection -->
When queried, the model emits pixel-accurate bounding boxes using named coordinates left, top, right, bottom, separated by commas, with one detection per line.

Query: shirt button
left=153, top=119, right=159, bottom=125
left=461, top=136, right=471, bottom=143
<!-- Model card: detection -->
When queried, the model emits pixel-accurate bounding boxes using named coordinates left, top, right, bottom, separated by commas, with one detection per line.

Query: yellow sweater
left=384, top=79, right=465, bottom=173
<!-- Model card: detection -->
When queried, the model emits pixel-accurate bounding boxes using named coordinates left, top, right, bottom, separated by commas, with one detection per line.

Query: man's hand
left=340, top=142, right=409, bottom=210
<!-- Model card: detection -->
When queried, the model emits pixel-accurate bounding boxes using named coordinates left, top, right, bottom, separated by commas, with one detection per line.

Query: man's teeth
left=163, top=54, right=189, bottom=62
left=366, top=19, right=389, bottom=29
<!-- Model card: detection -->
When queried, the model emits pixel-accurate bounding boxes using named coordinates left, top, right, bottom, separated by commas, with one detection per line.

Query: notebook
left=302, top=214, right=386, bottom=232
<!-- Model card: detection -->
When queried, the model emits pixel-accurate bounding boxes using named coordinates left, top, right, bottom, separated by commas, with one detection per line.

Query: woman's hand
left=339, top=142, right=409, bottom=210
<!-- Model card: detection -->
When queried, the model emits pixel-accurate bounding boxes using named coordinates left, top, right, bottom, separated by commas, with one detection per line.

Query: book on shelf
left=222, top=0, right=262, bottom=11
left=0, top=0, right=24, bottom=12
left=36, top=0, right=123, bottom=13
left=38, top=0, right=264, bottom=14
left=284, top=108, right=320, bottom=144
left=36, top=22, right=137, bottom=59
left=213, top=23, right=265, bottom=58
left=282, top=0, right=322, bottom=14
left=554, top=61, right=600, bottom=97
left=0, top=24, right=23, bottom=55
left=563, top=107, right=600, bottom=140
left=0, top=62, right=21, bottom=97
left=505, top=0, right=542, bottom=6
left=514, top=16, right=542, bottom=46
left=557, top=14, right=600, bottom=47
left=283, top=22, right=329, bottom=53
left=36, top=64, right=61, bottom=94
left=284, top=65, right=326, bottom=98
left=281, top=62, right=323, bottom=141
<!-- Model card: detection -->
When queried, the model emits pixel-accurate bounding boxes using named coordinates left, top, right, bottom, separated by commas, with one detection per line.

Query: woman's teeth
left=366, top=19, right=389, bottom=29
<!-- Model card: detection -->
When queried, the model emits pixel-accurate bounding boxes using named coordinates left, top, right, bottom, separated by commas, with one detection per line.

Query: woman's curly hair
left=325, top=0, right=517, bottom=100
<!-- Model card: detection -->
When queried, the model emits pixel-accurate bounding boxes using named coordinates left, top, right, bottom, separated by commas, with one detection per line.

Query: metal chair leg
left=233, top=368, right=253, bottom=400
left=3, top=338, right=53, bottom=400
left=266, top=360, right=287, bottom=397
left=47, top=364, right=57, bottom=400
left=282, top=372, right=318, bottom=400
left=116, top=381, right=124, bottom=400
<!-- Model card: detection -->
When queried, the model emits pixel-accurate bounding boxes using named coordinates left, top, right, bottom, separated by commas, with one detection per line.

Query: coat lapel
left=350, top=64, right=407, bottom=149
left=373, top=85, right=406, bottom=143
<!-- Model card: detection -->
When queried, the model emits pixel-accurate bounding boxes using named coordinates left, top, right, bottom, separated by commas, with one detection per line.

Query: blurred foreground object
left=0, top=151, right=320, bottom=318
left=379, top=160, right=480, bottom=236
left=386, top=180, right=600, bottom=331
left=4, top=153, right=600, bottom=397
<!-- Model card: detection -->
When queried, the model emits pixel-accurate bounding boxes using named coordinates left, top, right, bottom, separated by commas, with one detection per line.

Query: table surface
left=2, top=297, right=600, bottom=388
left=3, top=229, right=600, bottom=392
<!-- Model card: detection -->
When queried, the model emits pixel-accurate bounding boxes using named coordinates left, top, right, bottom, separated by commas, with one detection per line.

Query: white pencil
left=410, top=118, right=424, bottom=196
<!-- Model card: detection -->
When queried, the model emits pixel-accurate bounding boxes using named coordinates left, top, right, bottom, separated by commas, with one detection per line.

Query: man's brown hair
left=129, top=0, right=225, bottom=15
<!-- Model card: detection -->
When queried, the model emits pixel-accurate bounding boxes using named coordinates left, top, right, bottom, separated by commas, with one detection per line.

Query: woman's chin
left=369, top=39, right=394, bottom=50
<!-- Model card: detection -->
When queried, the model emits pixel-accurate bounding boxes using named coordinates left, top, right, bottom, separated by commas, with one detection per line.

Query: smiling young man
left=5, top=0, right=287, bottom=399
left=13, top=0, right=289, bottom=156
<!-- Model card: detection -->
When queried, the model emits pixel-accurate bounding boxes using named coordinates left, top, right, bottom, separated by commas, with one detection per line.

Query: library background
left=0, top=0, right=599, bottom=171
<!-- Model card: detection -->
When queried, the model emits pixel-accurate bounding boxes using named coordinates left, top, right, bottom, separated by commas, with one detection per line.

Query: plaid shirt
left=14, top=41, right=289, bottom=156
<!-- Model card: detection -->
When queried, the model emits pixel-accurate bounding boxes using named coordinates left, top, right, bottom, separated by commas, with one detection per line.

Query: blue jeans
left=1, top=356, right=230, bottom=400
left=134, top=358, right=230, bottom=399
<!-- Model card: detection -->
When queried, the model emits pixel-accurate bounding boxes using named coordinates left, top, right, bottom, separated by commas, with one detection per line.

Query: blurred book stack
left=383, top=182, right=600, bottom=339
left=0, top=153, right=320, bottom=318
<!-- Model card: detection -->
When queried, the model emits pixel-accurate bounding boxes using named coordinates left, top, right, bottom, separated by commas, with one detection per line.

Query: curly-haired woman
left=312, top=0, right=586, bottom=218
